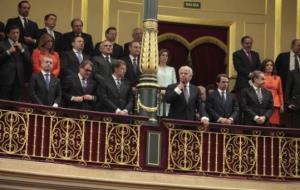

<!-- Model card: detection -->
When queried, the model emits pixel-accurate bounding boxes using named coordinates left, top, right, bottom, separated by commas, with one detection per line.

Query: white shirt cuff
left=201, top=117, right=209, bottom=122
left=254, top=115, right=259, bottom=121
left=52, top=103, right=58, bottom=107
left=115, top=108, right=121, bottom=114
left=174, top=87, right=182, bottom=95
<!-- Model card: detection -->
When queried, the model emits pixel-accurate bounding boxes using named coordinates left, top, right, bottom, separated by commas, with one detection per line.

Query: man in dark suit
left=122, top=41, right=141, bottom=85
left=5, top=0, right=39, bottom=52
left=0, top=21, right=5, bottom=41
left=60, top=36, right=89, bottom=79
left=123, top=27, right=143, bottom=56
left=240, top=70, right=273, bottom=126
left=275, top=39, right=300, bottom=92
left=0, top=25, right=31, bottom=101
left=62, top=60, right=99, bottom=111
left=206, top=74, right=239, bottom=124
left=59, top=18, right=93, bottom=55
left=93, top=27, right=123, bottom=59
left=285, top=69, right=300, bottom=128
left=233, top=36, right=261, bottom=94
left=102, top=60, right=133, bottom=114
left=92, top=40, right=116, bottom=79
left=164, top=66, right=209, bottom=126
left=37, top=14, right=62, bottom=52
left=29, top=56, right=61, bottom=106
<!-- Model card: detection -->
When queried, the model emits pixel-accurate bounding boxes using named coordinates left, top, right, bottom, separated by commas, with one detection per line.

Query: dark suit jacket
left=0, top=39, right=32, bottom=85
left=60, top=50, right=90, bottom=79
left=93, top=42, right=123, bottom=59
left=206, top=90, right=239, bottom=123
left=285, top=69, right=300, bottom=107
left=240, top=87, right=273, bottom=126
left=164, top=83, right=208, bottom=121
left=233, top=49, right=261, bottom=91
left=92, top=55, right=116, bottom=79
left=275, top=52, right=290, bottom=91
left=37, top=28, right=62, bottom=52
left=62, top=75, right=99, bottom=110
left=59, top=32, right=93, bottom=55
left=123, top=42, right=130, bottom=57
left=5, top=17, right=39, bottom=51
left=29, top=72, right=62, bottom=106
left=102, top=76, right=133, bottom=113
left=0, top=21, right=5, bottom=41
left=122, top=55, right=141, bottom=85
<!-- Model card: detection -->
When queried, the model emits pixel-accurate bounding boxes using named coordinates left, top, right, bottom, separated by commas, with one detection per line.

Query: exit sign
left=184, top=1, right=201, bottom=9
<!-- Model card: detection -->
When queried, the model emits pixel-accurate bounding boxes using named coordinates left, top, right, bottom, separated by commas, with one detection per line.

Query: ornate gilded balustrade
left=0, top=100, right=299, bottom=180
left=163, top=118, right=300, bottom=179
left=0, top=100, right=147, bottom=169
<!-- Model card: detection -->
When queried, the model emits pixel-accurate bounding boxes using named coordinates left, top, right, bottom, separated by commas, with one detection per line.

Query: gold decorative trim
left=136, top=96, right=158, bottom=112
left=297, top=0, right=300, bottom=38
left=81, top=0, right=88, bottom=32
left=102, top=0, right=110, bottom=40
left=274, top=0, right=282, bottom=57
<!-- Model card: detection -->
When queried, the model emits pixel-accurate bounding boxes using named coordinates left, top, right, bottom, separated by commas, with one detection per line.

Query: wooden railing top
left=161, top=118, right=300, bottom=134
left=0, top=99, right=149, bottom=121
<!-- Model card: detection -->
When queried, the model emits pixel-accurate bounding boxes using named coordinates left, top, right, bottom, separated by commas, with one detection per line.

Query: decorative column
left=136, top=0, right=159, bottom=124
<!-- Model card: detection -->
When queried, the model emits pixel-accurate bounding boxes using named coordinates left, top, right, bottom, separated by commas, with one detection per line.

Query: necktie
left=116, top=79, right=121, bottom=90
left=81, top=79, right=87, bottom=91
left=44, top=73, right=50, bottom=90
left=48, top=29, right=55, bottom=39
left=221, top=91, right=226, bottom=104
left=23, top=17, right=28, bottom=35
left=295, top=54, right=299, bottom=70
left=133, top=58, right=138, bottom=74
left=183, top=86, right=189, bottom=103
left=77, top=52, right=83, bottom=63
left=105, top=56, right=110, bottom=63
left=256, top=88, right=263, bottom=104
left=247, top=51, right=252, bottom=63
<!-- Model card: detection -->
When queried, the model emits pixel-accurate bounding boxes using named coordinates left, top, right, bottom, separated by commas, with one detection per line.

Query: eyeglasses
left=83, top=68, right=92, bottom=72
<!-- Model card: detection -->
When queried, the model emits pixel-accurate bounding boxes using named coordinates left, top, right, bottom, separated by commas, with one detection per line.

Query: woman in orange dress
left=261, top=59, right=284, bottom=125
left=32, top=33, right=60, bottom=77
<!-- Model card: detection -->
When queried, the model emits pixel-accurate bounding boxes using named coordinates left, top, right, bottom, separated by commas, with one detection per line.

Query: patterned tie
left=105, top=56, right=110, bottom=63
left=44, top=73, right=50, bottom=90
left=81, top=78, right=87, bottom=92
left=256, top=88, right=263, bottom=104
left=183, top=86, right=189, bottom=103
left=295, top=54, right=300, bottom=70
left=116, top=79, right=121, bottom=90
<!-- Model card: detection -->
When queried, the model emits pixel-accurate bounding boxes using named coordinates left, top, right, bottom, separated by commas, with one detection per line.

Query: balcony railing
left=0, top=99, right=299, bottom=180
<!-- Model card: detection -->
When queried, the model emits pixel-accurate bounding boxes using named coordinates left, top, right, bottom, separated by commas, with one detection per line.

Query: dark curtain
left=191, top=43, right=226, bottom=86
left=158, top=22, right=228, bottom=86
left=158, top=40, right=189, bottom=81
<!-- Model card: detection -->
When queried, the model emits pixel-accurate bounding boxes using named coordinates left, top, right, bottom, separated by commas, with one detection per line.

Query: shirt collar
left=73, top=49, right=82, bottom=54
left=217, top=88, right=226, bottom=94
left=78, top=73, right=85, bottom=80
left=8, top=38, right=16, bottom=46
left=102, top=54, right=110, bottom=58
left=252, top=85, right=260, bottom=91
left=129, top=54, right=138, bottom=61
left=41, top=70, right=50, bottom=76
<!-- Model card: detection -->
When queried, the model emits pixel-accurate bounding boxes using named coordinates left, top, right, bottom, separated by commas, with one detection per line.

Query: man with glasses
left=29, top=56, right=61, bottom=107
left=62, top=60, right=100, bottom=110
left=92, top=40, right=116, bottom=80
